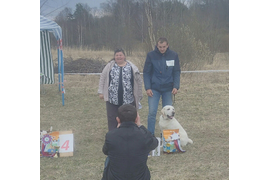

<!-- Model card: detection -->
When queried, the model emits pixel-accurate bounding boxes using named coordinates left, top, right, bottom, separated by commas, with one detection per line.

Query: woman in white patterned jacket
left=98, top=48, right=143, bottom=131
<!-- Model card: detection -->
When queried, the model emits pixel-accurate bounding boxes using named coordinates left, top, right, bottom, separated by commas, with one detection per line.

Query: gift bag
left=40, top=131, right=74, bottom=158
left=162, top=129, right=186, bottom=153
left=40, top=131, right=60, bottom=157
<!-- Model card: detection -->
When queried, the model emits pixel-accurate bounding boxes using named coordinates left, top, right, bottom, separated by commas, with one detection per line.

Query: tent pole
left=57, top=47, right=61, bottom=92
left=61, top=49, right=64, bottom=106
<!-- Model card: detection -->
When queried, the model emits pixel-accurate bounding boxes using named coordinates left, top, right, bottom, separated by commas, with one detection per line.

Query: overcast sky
left=41, top=0, right=108, bottom=18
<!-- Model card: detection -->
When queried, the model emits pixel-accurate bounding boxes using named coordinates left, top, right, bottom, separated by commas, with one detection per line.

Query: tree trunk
left=145, top=1, right=156, bottom=50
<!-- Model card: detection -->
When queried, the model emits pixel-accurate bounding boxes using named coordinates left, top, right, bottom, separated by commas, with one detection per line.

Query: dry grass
left=51, top=48, right=147, bottom=72
left=52, top=47, right=114, bottom=63
left=51, top=48, right=228, bottom=72
left=40, top=51, right=229, bottom=180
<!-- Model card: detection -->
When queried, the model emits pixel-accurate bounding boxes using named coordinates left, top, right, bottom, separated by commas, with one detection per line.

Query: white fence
left=64, top=70, right=229, bottom=75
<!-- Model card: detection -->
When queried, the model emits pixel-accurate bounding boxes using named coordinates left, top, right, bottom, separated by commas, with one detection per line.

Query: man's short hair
left=117, top=104, right=137, bottom=123
left=156, top=37, right=168, bottom=45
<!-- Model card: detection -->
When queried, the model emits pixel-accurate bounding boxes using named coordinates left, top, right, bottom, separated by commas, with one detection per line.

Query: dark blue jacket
left=143, top=46, right=181, bottom=92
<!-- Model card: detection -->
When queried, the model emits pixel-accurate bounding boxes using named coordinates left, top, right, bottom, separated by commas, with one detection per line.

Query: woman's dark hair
left=117, top=104, right=137, bottom=123
left=114, top=48, right=125, bottom=56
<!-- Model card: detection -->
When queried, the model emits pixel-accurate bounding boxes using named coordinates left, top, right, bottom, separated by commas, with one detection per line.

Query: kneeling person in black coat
left=102, top=104, right=158, bottom=180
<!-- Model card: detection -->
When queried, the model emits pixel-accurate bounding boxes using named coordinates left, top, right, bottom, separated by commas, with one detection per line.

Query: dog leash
left=172, top=94, right=175, bottom=106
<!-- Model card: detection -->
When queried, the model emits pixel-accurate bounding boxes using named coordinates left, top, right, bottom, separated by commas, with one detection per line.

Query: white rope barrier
left=63, top=70, right=229, bottom=75
left=181, top=70, right=229, bottom=73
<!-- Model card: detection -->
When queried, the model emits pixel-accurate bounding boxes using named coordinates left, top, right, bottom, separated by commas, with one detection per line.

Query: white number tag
left=59, top=134, right=74, bottom=153
left=166, top=60, right=175, bottom=66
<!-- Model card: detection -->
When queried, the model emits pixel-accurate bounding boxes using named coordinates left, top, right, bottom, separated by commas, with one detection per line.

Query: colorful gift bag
left=40, top=130, right=74, bottom=158
left=40, top=131, right=60, bottom=157
left=162, top=129, right=186, bottom=153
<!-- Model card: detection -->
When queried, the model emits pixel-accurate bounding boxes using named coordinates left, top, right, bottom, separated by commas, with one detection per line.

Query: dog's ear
left=161, top=107, right=165, bottom=116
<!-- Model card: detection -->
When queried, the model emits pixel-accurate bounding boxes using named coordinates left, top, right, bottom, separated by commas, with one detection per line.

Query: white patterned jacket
left=98, top=60, right=143, bottom=109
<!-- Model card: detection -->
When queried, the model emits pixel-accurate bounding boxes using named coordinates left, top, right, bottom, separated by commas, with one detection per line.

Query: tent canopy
left=40, top=16, right=62, bottom=40
left=40, top=15, right=65, bottom=106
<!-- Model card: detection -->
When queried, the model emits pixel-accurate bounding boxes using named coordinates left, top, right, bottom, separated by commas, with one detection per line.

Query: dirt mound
left=54, top=57, right=107, bottom=73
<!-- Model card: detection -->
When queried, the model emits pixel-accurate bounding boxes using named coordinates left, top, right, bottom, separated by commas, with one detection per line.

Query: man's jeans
left=147, top=89, right=173, bottom=135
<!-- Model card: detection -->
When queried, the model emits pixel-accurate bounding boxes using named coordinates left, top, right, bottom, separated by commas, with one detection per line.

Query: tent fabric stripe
left=40, top=31, right=55, bottom=84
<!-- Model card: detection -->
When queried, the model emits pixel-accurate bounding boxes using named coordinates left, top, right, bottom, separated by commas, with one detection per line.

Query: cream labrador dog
left=159, top=105, right=193, bottom=146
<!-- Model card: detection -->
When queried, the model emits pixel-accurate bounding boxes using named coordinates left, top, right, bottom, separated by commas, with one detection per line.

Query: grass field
left=40, top=52, right=229, bottom=180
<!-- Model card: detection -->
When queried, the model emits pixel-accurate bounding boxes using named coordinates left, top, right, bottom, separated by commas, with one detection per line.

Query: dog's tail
left=188, top=138, right=193, bottom=144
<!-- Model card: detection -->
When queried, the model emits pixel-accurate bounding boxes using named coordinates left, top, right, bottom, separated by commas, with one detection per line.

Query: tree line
left=49, top=0, right=229, bottom=67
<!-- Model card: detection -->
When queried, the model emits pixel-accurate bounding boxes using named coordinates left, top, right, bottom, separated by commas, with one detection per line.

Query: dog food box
left=162, top=129, right=180, bottom=153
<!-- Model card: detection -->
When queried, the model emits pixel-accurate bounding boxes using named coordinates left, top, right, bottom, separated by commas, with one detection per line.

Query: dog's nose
left=172, top=112, right=175, bottom=116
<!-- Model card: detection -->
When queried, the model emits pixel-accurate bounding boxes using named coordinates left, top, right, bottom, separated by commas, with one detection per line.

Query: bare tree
left=40, top=0, right=70, bottom=16
left=144, top=0, right=156, bottom=50
left=51, top=0, right=228, bottom=61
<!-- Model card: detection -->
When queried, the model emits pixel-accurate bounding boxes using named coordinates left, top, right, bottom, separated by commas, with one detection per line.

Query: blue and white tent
left=40, top=15, right=65, bottom=105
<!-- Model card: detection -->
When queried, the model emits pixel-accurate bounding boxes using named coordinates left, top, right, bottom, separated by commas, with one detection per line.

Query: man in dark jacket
left=143, top=37, right=181, bottom=135
left=102, top=104, right=158, bottom=180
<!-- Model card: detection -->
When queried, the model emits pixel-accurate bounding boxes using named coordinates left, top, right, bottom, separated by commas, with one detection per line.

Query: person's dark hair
left=156, top=37, right=168, bottom=45
left=114, top=48, right=125, bottom=56
left=117, top=104, right=137, bottom=123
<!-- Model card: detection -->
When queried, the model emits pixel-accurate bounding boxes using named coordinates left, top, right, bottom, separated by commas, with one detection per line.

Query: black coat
left=102, top=122, right=158, bottom=180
